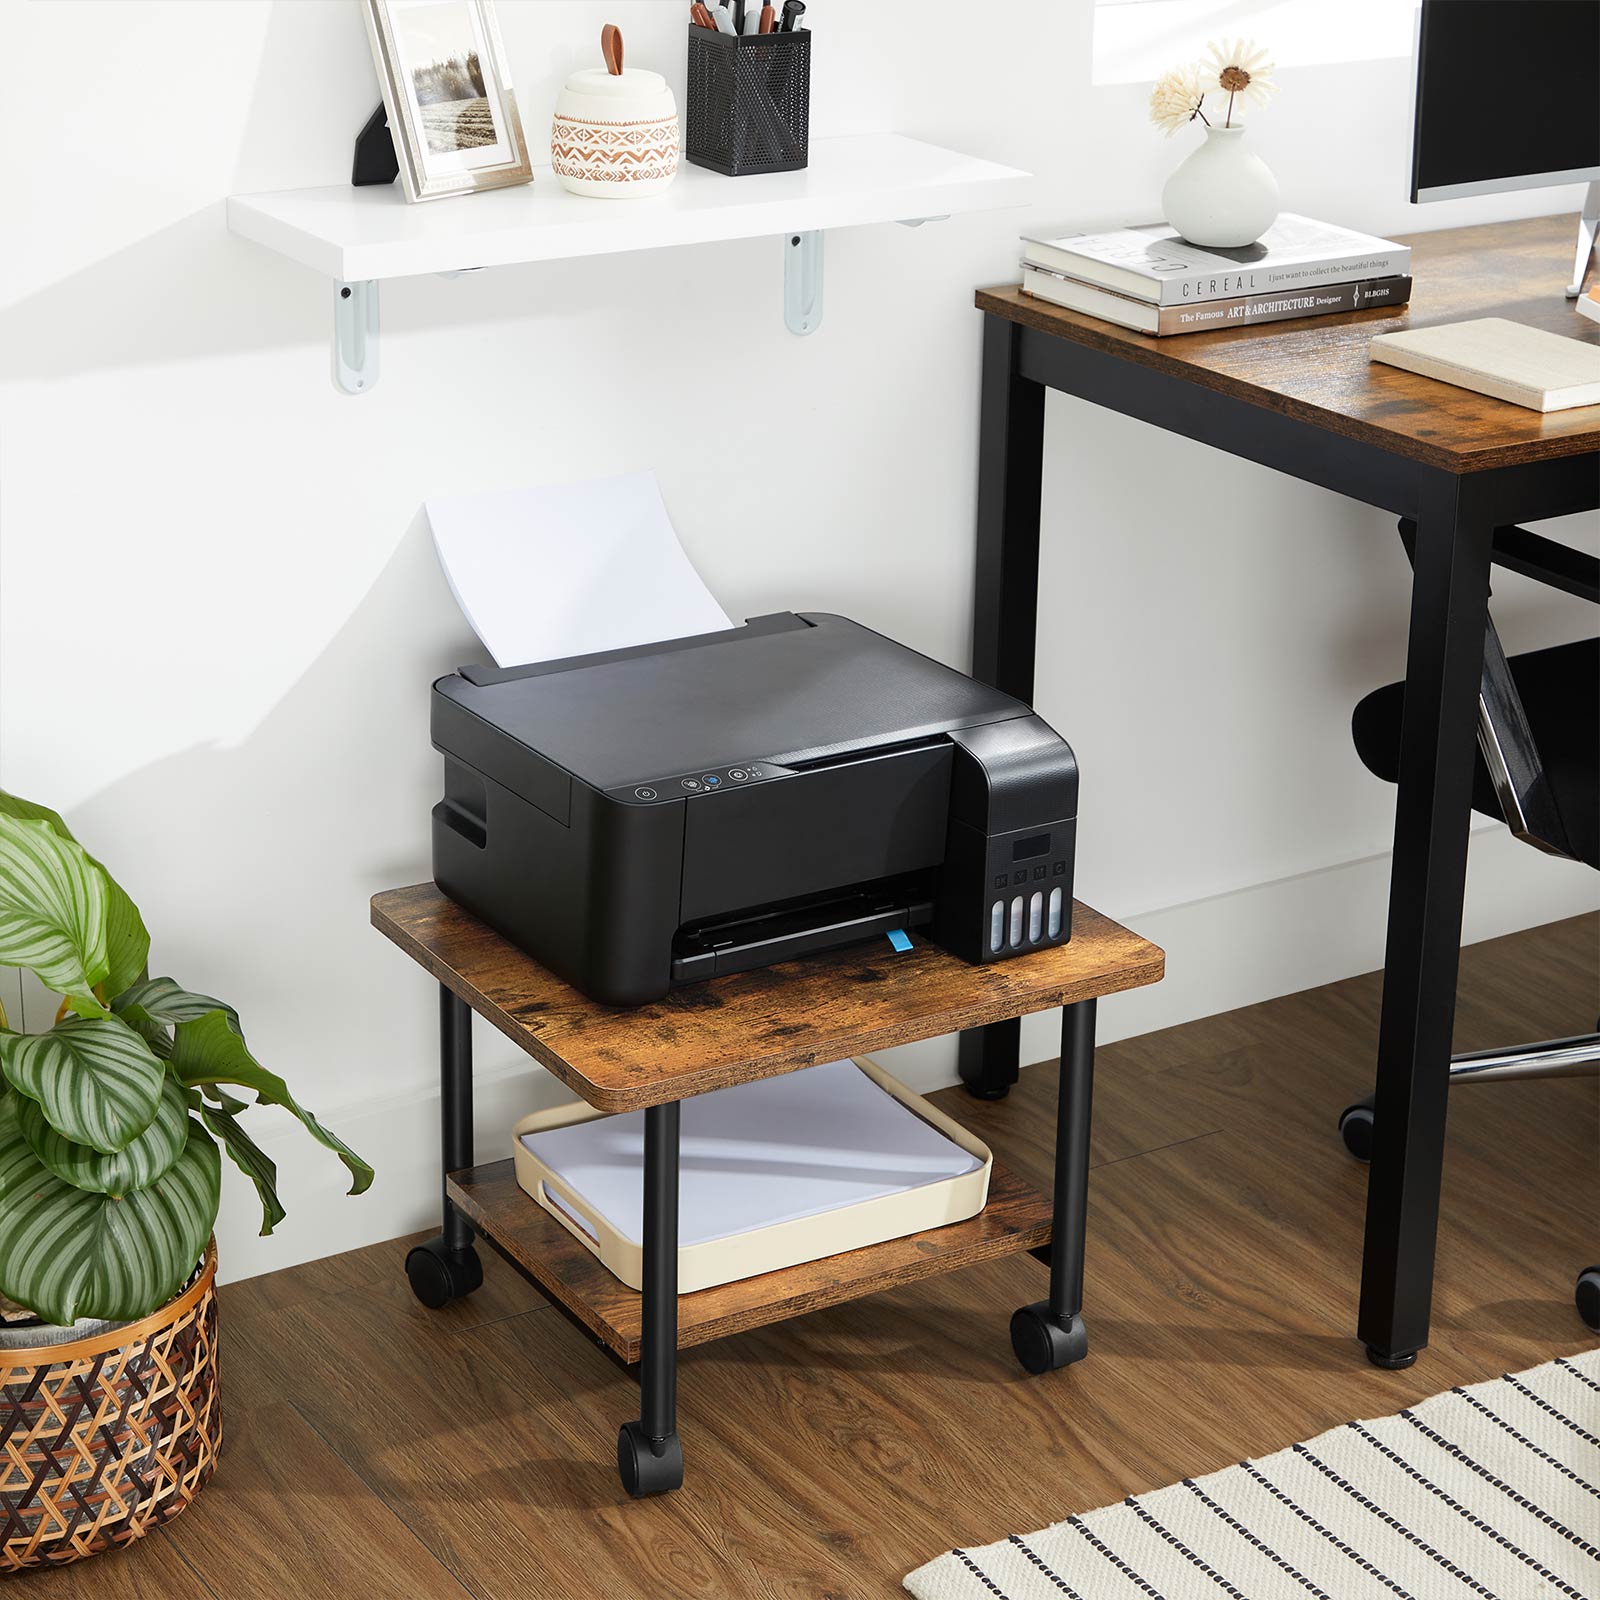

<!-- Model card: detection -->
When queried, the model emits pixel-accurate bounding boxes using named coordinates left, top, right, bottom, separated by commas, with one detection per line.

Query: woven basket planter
left=0, top=1240, right=221, bottom=1571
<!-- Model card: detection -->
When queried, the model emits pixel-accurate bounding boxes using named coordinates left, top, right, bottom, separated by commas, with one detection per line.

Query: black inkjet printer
left=431, top=612, right=1078, bottom=1005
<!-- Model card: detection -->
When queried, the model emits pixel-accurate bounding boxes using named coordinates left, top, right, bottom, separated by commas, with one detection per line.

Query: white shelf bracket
left=784, top=231, right=823, bottom=336
left=333, top=280, right=379, bottom=395
left=896, top=215, right=950, bottom=228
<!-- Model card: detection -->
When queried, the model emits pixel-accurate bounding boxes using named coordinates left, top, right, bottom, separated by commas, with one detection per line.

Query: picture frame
left=361, top=0, right=531, bottom=203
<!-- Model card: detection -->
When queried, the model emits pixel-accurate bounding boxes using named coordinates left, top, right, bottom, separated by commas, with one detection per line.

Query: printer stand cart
left=372, top=884, right=1163, bottom=1497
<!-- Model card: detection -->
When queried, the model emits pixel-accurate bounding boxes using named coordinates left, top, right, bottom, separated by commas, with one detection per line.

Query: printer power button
left=634, top=787, right=658, bottom=800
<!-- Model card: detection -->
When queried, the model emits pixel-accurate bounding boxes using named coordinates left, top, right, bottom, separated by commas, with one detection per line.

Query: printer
left=431, top=612, right=1078, bottom=1006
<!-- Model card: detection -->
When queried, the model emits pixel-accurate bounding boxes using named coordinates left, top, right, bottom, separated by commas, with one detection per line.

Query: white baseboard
left=212, top=822, right=1597, bottom=1285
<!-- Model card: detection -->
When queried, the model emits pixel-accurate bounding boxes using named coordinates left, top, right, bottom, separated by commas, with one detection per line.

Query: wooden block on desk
left=447, top=1157, right=1053, bottom=1362
left=372, top=883, right=1165, bottom=1112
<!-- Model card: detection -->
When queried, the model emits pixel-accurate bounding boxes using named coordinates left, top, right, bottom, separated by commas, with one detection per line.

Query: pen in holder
left=685, top=25, right=810, bottom=176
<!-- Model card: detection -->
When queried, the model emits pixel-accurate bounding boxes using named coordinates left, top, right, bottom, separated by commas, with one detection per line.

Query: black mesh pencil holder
left=685, top=27, right=810, bottom=176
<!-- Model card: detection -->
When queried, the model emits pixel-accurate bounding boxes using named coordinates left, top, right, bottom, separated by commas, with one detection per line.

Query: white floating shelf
left=227, top=133, right=1031, bottom=392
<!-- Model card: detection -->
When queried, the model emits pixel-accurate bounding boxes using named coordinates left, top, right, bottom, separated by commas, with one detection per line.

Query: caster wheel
left=1576, top=1266, right=1600, bottom=1334
left=1339, top=1096, right=1375, bottom=1162
left=963, top=1082, right=1011, bottom=1101
left=1366, top=1344, right=1418, bottom=1370
left=405, top=1235, right=483, bottom=1309
left=617, top=1421, right=684, bottom=1497
left=1009, top=1304, right=1088, bottom=1375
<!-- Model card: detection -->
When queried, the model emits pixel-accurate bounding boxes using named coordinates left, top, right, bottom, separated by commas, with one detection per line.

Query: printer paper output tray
left=671, top=879, right=937, bottom=982
left=430, top=612, right=1079, bottom=1005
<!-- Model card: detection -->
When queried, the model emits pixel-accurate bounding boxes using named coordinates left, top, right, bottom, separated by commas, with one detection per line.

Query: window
left=1093, top=0, right=1419, bottom=86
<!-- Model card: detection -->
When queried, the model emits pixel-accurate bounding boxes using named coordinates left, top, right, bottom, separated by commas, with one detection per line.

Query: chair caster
left=1576, top=1265, right=1600, bottom=1333
left=405, top=1235, right=483, bottom=1309
left=1365, top=1344, right=1418, bottom=1370
left=1010, top=1304, right=1088, bottom=1375
left=963, top=1081, right=1011, bottom=1101
left=617, top=1421, right=684, bottom=1497
left=1338, top=1095, right=1375, bottom=1162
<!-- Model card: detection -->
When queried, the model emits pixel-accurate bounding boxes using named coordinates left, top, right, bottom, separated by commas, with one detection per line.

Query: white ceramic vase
left=1161, top=125, right=1279, bottom=248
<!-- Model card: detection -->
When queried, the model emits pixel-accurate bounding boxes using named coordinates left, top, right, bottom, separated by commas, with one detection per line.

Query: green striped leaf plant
left=0, top=791, right=372, bottom=1327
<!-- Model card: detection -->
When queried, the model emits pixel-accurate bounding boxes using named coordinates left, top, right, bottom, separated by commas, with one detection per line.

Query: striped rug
left=905, top=1350, right=1600, bottom=1599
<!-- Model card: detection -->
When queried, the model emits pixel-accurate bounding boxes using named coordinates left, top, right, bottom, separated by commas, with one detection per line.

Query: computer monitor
left=1411, top=0, right=1599, bottom=296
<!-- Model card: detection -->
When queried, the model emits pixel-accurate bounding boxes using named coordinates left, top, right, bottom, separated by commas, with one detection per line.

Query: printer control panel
left=607, top=762, right=790, bottom=804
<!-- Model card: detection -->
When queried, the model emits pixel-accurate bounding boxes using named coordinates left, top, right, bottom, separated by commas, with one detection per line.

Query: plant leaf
left=0, top=1016, right=163, bottom=1153
left=0, top=814, right=109, bottom=996
left=169, top=1009, right=372, bottom=1196
left=0, top=792, right=148, bottom=999
left=115, top=977, right=240, bottom=1065
left=100, top=881, right=150, bottom=1001
left=199, top=1103, right=286, bottom=1235
left=0, top=1094, right=219, bottom=1324
left=0, top=791, right=75, bottom=840
left=18, top=1073, right=188, bottom=1195
left=114, top=976, right=238, bottom=1035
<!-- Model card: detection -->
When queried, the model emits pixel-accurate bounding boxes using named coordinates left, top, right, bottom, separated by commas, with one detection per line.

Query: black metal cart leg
left=961, top=311, right=1047, bottom=1101
left=618, top=1101, right=684, bottom=1496
left=1357, top=477, right=1493, bottom=1370
left=405, top=987, right=483, bottom=1308
left=1011, top=998, right=1094, bottom=1374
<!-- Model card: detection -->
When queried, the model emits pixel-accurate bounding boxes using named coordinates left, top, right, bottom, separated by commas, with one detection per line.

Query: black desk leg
left=1011, top=998, right=1095, bottom=1374
left=961, top=311, right=1048, bottom=1101
left=1358, top=476, right=1493, bottom=1369
left=404, top=987, right=484, bottom=1308
left=618, top=1100, right=684, bottom=1496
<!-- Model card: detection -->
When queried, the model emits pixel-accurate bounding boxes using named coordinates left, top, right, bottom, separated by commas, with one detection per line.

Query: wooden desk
left=372, top=884, right=1163, bottom=1497
left=963, top=213, right=1600, bottom=1371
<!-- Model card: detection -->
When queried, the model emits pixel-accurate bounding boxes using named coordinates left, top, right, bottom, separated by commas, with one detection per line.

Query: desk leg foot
left=1011, top=1305, right=1088, bottom=1374
left=617, top=1421, right=684, bottom=1497
left=405, top=1234, right=483, bottom=1309
left=1366, top=1345, right=1418, bottom=1371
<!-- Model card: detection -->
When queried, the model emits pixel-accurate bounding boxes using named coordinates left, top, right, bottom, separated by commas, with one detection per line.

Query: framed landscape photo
left=362, top=0, right=531, bottom=202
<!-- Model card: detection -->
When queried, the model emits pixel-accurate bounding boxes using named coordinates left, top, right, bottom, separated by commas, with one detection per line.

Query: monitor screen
left=1412, top=0, right=1600, bottom=201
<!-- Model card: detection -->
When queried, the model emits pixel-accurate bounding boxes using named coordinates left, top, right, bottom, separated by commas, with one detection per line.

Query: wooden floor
left=30, top=917, right=1597, bottom=1600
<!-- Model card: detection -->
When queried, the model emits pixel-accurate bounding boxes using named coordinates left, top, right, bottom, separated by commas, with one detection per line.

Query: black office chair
left=1339, top=519, right=1600, bottom=1333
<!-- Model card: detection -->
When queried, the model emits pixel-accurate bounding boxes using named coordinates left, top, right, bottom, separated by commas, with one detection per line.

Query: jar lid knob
left=601, top=24, right=623, bottom=75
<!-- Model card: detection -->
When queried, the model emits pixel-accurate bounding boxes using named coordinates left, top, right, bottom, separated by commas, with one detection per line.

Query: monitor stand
left=1566, top=180, right=1598, bottom=299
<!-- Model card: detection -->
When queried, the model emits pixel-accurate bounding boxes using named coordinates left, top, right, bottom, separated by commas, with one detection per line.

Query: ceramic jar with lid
left=552, top=25, right=679, bottom=198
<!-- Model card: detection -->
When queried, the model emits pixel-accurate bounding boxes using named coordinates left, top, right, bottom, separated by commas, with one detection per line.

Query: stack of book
left=1020, top=214, right=1412, bottom=337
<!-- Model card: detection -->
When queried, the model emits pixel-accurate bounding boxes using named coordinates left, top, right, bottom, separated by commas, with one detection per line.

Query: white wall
left=2, top=1, right=1594, bottom=1282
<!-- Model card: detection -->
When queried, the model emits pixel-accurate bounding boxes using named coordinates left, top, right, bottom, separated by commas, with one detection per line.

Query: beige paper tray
left=511, top=1058, right=992, bottom=1295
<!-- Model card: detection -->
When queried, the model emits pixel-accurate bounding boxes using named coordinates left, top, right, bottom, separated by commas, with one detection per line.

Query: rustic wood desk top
left=371, top=883, right=1164, bottom=1112
left=978, top=213, right=1600, bottom=473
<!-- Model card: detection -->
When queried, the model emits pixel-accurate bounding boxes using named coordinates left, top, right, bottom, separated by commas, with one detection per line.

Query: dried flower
left=1148, top=63, right=1209, bottom=135
left=1205, top=38, right=1277, bottom=125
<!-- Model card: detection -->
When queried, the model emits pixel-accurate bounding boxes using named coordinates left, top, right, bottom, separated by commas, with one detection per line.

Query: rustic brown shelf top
left=978, top=213, right=1600, bottom=473
left=371, top=883, right=1164, bottom=1112
left=447, top=1157, right=1052, bottom=1362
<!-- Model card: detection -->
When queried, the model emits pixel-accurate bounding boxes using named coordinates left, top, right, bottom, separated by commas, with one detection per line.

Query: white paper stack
left=526, top=1061, right=982, bottom=1252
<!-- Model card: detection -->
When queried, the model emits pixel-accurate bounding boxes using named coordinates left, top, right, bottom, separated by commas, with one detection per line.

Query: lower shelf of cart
left=446, top=1157, right=1052, bottom=1363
